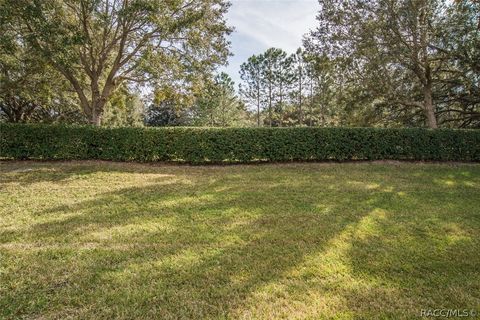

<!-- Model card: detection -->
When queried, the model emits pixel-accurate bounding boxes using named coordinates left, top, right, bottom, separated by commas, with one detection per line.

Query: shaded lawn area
left=1, top=161, right=479, bottom=319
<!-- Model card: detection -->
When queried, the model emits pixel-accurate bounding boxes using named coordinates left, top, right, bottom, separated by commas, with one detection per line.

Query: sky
left=222, top=0, right=319, bottom=86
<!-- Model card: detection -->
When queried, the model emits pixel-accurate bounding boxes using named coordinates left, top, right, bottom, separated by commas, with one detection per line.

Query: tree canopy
left=1, top=0, right=232, bottom=125
left=304, top=0, right=480, bottom=128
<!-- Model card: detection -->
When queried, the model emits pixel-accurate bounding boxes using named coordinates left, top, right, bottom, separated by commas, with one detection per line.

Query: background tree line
left=239, top=0, right=479, bottom=128
left=239, top=47, right=336, bottom=127
left=1, top=0, right=479, bottom=128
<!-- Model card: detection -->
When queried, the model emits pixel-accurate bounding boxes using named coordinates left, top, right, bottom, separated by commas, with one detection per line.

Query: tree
left=102, top=85, right=144, bottom=127
left=292, top=48, right=310, bottom=125
left=303, top=54, right=337, bottom=127
left=194, top=72, right=247, bottom=127
left=273, top=50, right=295, bottom=126
left=145, top=101, right=187, bottom=127
left=0, top=29, right=84, bottom=123
left=145, top=85, right=195, bottom=126
left=1, top=0, right=232, bottom=125
left=239, top=55, right=263, bottom=126
left=433, top=0, right=480, bottom=127
left=239, top=48, right=295, bottom=127
left=305, top=0, right=458, bottom=128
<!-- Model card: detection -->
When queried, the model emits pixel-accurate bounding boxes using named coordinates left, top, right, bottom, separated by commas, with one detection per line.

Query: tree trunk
left=279, top=80, right=283, bottom=127
left=298, top=67, right=303, bottom=126
left=309, top=80, right=313, bottom=127
left=90, top=97, right=107, bottom=126
left=257, top=84, right=261, bottom=127
left=91, top=107, right=102, bottom=126
left=257, top=104, right=260, bottom=127
left=268, top=83, right=272, bottom=127
left=423, top=82, right=437, bottom=129
left=417, top=2, right=437, bottom=129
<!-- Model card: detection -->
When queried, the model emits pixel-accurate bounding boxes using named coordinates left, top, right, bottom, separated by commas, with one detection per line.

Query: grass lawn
left=1, top=161, right=480, bottom=319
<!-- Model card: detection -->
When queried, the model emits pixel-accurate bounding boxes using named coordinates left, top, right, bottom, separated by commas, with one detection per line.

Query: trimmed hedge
left=1, top=123, right=479, bottom=163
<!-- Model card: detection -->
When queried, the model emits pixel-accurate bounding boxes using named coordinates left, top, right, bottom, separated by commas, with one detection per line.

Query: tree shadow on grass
left=342, top=192, right=480, bottom=319
left=0, top=161, right=186, bottom=187
left=1, top=163, right=480, bottom=319
left=1, top=174, right=376, bottom=319
left=292, top=179, right=480, bottom=319
left=0, top=161, right=107, bottom=186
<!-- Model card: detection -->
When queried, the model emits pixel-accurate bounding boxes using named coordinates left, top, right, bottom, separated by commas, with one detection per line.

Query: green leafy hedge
left=1, top=123, right=479, bottom=163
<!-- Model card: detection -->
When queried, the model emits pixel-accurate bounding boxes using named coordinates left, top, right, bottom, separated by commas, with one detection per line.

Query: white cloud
left=221, top=0, right=319, bottom=86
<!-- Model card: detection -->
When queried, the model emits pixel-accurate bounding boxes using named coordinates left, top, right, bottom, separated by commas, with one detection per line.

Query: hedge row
left=1, top=123, right=479, bottom=163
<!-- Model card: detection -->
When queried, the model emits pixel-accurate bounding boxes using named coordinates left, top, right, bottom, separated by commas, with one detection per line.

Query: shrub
left=1, top=124, right=479, bottom=163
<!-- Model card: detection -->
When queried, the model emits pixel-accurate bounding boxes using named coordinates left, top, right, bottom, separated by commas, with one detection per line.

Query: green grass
left=1, top=161, right=479, bottom=319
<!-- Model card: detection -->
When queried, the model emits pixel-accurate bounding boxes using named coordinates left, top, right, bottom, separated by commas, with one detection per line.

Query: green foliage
left=1, top=124, right=479, bottom=163
left=193, top=73, right=248, bottom=127
left=239, top=48, right=338, bottom=128
left=145, top=101, right=189, bottom=127
left=304, top=0, right=480, bottom=128
left=0, top=0, right=232, bottom=125
left=239, top=48, right=298, bottom=127
left=145, top=85, right=197, bottom=126
left=102, top=86, right=144, bottom=128
left=0, top=22, right=84, bottom=124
